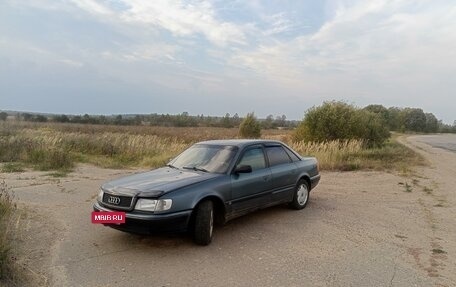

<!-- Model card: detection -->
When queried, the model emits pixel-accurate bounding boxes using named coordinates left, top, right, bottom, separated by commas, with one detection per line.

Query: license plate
left=91, top=211, right=126, bottom=224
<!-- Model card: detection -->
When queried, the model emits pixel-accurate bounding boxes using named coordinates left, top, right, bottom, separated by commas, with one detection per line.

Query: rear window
left=266, top=146, right=291, bottom=167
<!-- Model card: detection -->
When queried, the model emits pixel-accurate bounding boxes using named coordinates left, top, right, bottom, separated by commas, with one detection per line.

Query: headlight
left=135, top=199, right=172, bottom=212
left=97, top=190, right=104, bottom=202
left=155, top=199, right=172, bottom=211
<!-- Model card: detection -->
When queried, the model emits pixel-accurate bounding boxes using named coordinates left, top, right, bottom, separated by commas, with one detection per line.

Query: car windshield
left=169, top=144, right=238, bottom=174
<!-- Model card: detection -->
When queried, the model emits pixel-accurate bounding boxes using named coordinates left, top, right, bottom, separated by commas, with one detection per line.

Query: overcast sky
left=1, top=0, right=455, bottom=122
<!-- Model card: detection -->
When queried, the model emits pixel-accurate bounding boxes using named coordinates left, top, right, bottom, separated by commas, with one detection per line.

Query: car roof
left=196, top=139, right=284, bottom=148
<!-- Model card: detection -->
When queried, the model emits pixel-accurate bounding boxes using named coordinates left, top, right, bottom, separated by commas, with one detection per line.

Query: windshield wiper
left=182, top=166, right=209, bottom=173
left=166, top=164, right=178, bottom=169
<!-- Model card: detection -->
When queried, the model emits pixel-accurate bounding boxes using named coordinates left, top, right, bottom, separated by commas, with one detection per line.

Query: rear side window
left=284, top=146, right=301, bottom=162
left=266, top=146, right=291, bottom=167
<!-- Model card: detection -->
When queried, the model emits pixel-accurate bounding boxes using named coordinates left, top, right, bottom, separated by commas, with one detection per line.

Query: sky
left=0, top=0, right=455, bottom=123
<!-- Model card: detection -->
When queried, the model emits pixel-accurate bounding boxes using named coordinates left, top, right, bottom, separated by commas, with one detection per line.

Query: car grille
left=102, top=193, right=133, bottom=209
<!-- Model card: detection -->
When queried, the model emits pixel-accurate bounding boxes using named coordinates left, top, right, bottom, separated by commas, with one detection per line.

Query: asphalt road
left=4, top=134, right=456, bottom=287
left=413, top=133, right=456, bottom=153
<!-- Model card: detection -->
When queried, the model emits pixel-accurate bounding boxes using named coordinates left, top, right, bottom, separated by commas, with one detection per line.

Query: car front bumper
left=93, top=202, right=192, bottom=234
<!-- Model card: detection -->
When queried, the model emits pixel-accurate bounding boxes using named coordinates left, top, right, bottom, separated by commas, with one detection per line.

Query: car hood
left=101, top=167, right=219, bottom=197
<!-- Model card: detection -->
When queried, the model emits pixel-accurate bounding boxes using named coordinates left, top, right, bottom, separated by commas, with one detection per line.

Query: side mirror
left=234, top=165, right=252, bottom=174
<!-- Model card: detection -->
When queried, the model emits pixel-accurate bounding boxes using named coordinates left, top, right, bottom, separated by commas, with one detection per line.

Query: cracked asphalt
left=3, top=134, right=456, bottom=287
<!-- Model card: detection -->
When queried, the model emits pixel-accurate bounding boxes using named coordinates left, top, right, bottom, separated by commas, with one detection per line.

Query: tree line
left=293, top=102, right=456, bottom=147
left=364, top=105, right=443, bottom=133
left=2, top=104, right=454, bottom=137
left=7, top=111, right=295, bottom=129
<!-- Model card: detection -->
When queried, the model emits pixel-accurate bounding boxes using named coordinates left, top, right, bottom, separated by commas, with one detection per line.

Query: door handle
left=263, top=175, right=269, bottom=181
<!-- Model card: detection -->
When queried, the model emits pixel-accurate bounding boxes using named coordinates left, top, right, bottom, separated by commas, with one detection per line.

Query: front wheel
left=193, top=200, right=214, bottom=245
left=289, top=180, right=310, bottom=210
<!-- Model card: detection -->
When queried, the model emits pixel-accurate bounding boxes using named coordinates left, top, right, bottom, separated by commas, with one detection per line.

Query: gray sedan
left=93, top=139, right=320, bottom=245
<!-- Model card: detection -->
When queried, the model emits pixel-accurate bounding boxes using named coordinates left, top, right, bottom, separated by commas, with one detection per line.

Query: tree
left=100, top=115, right=109, bottom=125
left=275, top=115, right=287, bottom=127
left=353, top=109, right=391, bottom=146
left=78, top=114, right=90, bottom=124
left=402, top=108, right=426, bottom=132
left=424, top=113, right=439, bottom=133
left=173, top=112, right=197, bottom=127
left=52, top=114, right=69, bottom=123
left=364, top=104, right=389, bottom=127
left=22, top=113, right=33, bottom=121
left=261, top=114, right=274, bottom=129
left=239, top=113, right=261, bottom=138
left=293, top=101, right=390, bottom=147
left=132, top=115, right=142, bottom=125
left=221, top=113, right=233, bottom=128
left=114, top=115, right=123, bottom=125
left=0, top=112, right=7, bottom=121
left=387, top=107, right=402, bottom=131
left=34, top=115, right=48, bottom=122
left=232, top=113, right=241, bottom=126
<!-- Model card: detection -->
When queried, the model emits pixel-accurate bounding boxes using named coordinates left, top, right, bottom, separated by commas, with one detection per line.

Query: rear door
left=265, top=145, right=297, bottom=202
left=230, top=145, right=272, bottom=213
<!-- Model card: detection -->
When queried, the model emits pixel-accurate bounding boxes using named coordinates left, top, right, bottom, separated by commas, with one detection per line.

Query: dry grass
left=1, top=121, right=284, bottom=142
left=291, top=140, right=364, bottom=170
left=0, top=126, right=188, bottom=169
left=0, top=121, right=288, bottom=170
left=0, top=121, right=422, bottom=172
left=0, top=181, right=16, bottom=283
left=290, top=137, right=424, bottom=172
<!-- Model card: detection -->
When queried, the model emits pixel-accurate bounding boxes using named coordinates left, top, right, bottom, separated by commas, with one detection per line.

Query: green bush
left=293, top=101, right=390, bottom=147
left=239, top=113, right=261, bottom=138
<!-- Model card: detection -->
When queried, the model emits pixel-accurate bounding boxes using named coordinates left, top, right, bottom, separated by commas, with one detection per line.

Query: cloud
left=101, top=43, right=180, bottom=62
left=65, top=0, right=246, bottom=47
left=59, top=59, right=84, bottom=68
left=263, top=12, right=293, bottom=36
left=70, top=0, right=112, bottom=15
left=122, top=1, right=246, bottom=46
left=2, top=0, right=455, bottom=122
left=230, top=0, right=456, bottom=92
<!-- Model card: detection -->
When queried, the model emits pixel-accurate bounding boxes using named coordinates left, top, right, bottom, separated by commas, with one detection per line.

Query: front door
left=230, top=146, right=272, bottom=214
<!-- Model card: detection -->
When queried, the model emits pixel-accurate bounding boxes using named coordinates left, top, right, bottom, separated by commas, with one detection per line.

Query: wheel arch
left=298, top=174, right=311, bottom=191
left=191, top=195, right=226, bottom=226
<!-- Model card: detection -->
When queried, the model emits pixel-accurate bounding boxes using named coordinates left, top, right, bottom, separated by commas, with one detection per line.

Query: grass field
left=0, top=121, right=423, bottom=173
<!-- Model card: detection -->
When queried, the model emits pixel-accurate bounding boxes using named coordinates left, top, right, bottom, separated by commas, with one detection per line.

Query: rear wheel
left=289, top=180, right=310, bottom=210
left=193, top=200, right=214, bottom=245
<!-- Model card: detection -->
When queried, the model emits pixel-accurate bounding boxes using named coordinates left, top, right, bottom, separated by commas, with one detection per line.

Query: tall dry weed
left=0, top=181, right=16, bottom=280
left=290, top=139, right=364, bottom=170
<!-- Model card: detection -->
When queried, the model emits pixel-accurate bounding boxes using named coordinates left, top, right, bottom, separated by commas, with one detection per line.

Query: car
left=93, top=139, right=320, bottom=245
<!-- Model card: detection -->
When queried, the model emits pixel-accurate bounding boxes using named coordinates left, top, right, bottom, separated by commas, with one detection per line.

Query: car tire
left=289, top=179, right=310, bottom=210
left=193, top=200, right=214, bottom=246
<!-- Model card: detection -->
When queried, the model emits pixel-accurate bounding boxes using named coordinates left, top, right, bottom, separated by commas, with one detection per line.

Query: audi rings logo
left=107, top=195, right=121, bottom=205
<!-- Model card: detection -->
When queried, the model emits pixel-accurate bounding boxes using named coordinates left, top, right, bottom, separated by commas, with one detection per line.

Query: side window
left=284, top=146, right=301, bottom=162
left=266, top=146, right=292, bottom=167
left=237, top=147, right=266, bottom=171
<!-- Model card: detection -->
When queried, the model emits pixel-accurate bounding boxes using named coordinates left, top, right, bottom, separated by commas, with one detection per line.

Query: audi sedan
left=93, top=139, right=320, bottom=245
